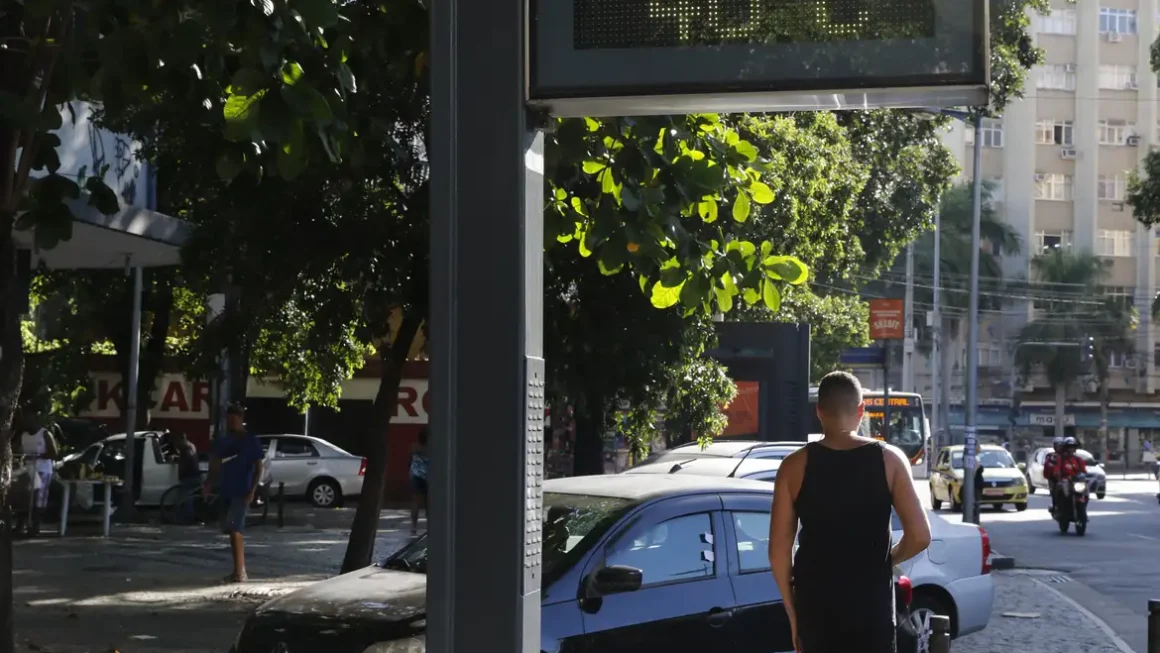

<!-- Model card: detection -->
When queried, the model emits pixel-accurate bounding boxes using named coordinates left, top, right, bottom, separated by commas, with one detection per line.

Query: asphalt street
left=918, top=475, right=1160, bottom=653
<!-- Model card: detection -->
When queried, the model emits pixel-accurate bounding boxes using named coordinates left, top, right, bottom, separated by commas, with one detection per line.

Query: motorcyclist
left=1049, top=436, right=1087, bottom=511
left=1044, top=437, right=1063, bottom=513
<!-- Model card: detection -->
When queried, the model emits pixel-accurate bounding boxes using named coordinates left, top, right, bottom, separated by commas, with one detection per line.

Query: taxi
left=930, top=444, right=1029, bottom=513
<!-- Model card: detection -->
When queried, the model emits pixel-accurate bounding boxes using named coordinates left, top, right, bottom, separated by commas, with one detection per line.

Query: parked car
left=930, top=445, right=1029, bottom=512
left=1025, top=447, right=1107, bottom=500
left=633, top=440, right=803, bottom=470
left=231, top=474, right=976, bottom=653
left=55, top=431, right=185, bottom=507
left=628, top=451, right=995, bottom=648
left=256, top=434, right=365, bottom=508
left=623, top=456, right=782, bottom=482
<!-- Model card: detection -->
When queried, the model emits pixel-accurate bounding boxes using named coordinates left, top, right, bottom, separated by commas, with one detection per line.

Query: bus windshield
left=859, top=394, right=927, bottom=463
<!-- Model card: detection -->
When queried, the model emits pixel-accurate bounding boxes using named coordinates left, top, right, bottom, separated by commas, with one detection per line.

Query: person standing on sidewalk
left=204, top=404, right=264, bottom=583
left=17, top=414, right=58, bottom=536
left=769, top=371, right=931, bottom=653
left=408, top=428, right=429, bottom=536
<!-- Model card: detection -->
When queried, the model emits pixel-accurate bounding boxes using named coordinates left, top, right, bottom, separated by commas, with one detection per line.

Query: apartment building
left=920, top=0, right=1160, bottom=464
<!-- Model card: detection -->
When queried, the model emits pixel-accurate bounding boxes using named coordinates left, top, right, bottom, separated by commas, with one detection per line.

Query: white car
left=257, top=434, right=365, bottom=508
left=1026, top=447, right=1107, bottom=499
left=624, top=456, right=782, bottom=482
left=632, top=440, right=803, bottom=469
left=639, top=458, right=995, bottom=650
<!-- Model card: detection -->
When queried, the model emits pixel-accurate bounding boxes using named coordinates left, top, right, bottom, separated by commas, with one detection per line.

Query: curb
left=990, top=551, right=1016, bottom=570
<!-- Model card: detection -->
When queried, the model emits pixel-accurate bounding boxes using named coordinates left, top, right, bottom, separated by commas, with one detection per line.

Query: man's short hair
left=817, top=371, right=863, bottom=415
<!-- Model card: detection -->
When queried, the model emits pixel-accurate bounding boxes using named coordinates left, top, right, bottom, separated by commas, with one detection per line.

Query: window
left=1098, top=229, right=1135, bottom=257
left=1037, top=65, right=1076, bottom=91
left=1100, top=8, right=1138, bottom=34
left=1099, top=120, right=1136, bottom=145
left=1099, top=65, right=1138, bottom=90
left=1037, top=9, right=1077, bottom=35
left=1105, top=286, right=1136, bottom=309
left=275, top=438, right=319, bottom=458
left=1098, top=174, right=1128, bottom=201
left=732, top=512, right=771, bottom=572
left=1108, top=350, right=1135, bottom=369
left=1036, top=230, right=1073, bottom=251
left=1035, top=173, right=1073, bottom=201
left=1035, top=120, right=1074, bottom=146
left=605, top=513, right=715, bottom=586
left=742, top=471, right=778, bottom=483
left=977, top=346, right=1002, bottom=368
left=965, top=118, right=1004, bottom=148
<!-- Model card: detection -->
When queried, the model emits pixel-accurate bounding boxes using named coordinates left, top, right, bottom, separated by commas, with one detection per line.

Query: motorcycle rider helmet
left=1052, top=436, right=1065, bottom=452
left=1063, top=436, right=1079, bottom=453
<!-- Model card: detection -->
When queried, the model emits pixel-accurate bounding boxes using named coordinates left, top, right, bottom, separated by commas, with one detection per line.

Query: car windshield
left=382, top=492, right=631, bottom=581
left=951, top=449, right=1015, bottom=469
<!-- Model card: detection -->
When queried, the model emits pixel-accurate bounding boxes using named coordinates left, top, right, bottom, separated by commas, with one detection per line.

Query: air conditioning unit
left=1127, top=134, right=1141, bottom=146
left=1060, top=148, right=1078, bottom=159
left=1107, top=32, right=1124, bottom=42
left=1035, top=173, right=1047, bottom=182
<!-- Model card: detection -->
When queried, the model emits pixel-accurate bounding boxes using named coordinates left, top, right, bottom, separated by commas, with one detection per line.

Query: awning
left=12, top=195, right=192, bottom=270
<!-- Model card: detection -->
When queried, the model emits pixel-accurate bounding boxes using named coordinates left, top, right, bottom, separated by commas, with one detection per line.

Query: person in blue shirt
left=204, top=403, right=264, bottom=583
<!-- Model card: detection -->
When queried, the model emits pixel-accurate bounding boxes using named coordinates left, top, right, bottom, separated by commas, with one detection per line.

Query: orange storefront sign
left=722, top=381, right=760, bottom=437
left=869, top=299, right=905, bottom=340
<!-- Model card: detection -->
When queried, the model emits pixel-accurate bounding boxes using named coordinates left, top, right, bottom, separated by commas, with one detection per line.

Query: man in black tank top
left=768, top=372, right=932, bottom=653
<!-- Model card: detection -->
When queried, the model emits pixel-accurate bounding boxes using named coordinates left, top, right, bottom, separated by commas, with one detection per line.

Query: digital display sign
left=864, top=395, right=920, bottom=408
left=529, top=0, right=989, bottom=117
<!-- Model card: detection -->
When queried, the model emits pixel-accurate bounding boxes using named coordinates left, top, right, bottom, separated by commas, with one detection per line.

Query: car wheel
left=950, top=487, right=962, bottom=512
left=1096, top=491, right=1105, bottom=500
left=1028, top=485, right=1036, bottom=494
left=1016, top=502, right=1028, bottom=512
left=909, top=591, right=952, bottom=653
left=308, top=478, right=341, bottom=508
left=930, top=486, right=942, bottom=510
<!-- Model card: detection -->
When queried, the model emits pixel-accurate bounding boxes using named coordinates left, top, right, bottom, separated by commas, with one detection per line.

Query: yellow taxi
left=929, top=444, right=1029, bottom=512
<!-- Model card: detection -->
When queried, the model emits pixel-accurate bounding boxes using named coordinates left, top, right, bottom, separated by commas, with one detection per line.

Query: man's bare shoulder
left=778, top=446, right=809, bottom=476
left=880, top=443, right=911, bottom=473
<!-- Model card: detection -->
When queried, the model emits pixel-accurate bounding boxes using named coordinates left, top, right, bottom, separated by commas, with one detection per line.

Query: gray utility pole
left=903, top=242, right=915, bottom=393
left=929, top=211, right=941, bottom=468
left=961, top=113, right=984, bottom=526
left=118, top=264, right=143, bottom=522
left=429, top=0, right=544, bottom=647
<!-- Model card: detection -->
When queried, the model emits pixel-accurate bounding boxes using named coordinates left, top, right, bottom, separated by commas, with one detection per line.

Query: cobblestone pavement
left=954, top=572, right=1131, bottom=653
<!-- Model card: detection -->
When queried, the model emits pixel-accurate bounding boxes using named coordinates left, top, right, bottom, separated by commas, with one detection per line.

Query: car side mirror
left=591, top=565, right=643, bottom=596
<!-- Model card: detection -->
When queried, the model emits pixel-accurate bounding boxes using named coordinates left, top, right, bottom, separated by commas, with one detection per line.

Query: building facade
left=919, top=0, right=1160, bottom=466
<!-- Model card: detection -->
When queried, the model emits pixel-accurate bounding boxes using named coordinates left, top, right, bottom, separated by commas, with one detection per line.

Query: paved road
left=917, top=475, right=1159, bottom=653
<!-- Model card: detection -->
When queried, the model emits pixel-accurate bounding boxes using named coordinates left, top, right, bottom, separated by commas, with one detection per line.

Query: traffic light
left=1080, top=336, right=1095, bottom=365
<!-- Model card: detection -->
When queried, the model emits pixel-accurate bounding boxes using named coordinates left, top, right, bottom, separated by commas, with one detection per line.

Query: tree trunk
left=137, top=273, right=175, bottom=429
left=572, top=396, right=606, bottom=476
left=340, top=311, right=424, bottom=574
left=1054, top=383, right=1066, bottom=441
left=0, top=213, right=25, bottom=653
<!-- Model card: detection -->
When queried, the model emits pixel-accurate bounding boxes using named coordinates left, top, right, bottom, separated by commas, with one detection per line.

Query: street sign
left=869, top=299, right=905, bottom=340
left=1029, top=414, right=1075, bottom=427
left=839, top=347, right=886, bottom=367
left=528, top=0, right=990, bottom=117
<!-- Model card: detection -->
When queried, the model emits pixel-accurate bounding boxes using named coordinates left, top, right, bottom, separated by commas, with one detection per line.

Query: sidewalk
left=954, top=572, right=1133, bottom=653
left=11, top=510, right=420, bottom=653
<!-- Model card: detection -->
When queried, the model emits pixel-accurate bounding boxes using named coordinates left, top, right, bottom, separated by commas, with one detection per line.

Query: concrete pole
left=903, top=242, right=915, bottom=393
left=118, top=265, right=143, bottom=521
left=930, top=210, right=941, bottom=460
left=962, top=114, right=984, bottom=525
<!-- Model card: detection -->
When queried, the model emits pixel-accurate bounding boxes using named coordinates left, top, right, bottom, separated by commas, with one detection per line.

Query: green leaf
left=281, top=62, right=305, bottom=86
left=582, top=160, right=605, bottom=175
left=742, top=287, right=760, bottom=306
left=733, top=140, right=758, bottom=162
left=231, top=68, right=268, bottom=96
left=725, top=240, right=755, bottom=258
left=599, top=168, right=616, bottom=194
left=338, top=63, right=357, bottom=93
left=762, top=279, right=781, bottom=312
left=84, top=178, right=120, bottom=215
left=714, top=286, right=734, bottom=313
left=584, top=117, right=600, bottom=132
left=732, top=191, right=751, bottom=222
left=697, top=198, right=718, bottom=223
left=277, top=121, right=309, bottom=180
left=598, top=259, right=624, bottom=275
left=282, top=83, right=334, bottom=122
left=292, top=0, right=340, bottom=28
left=223, top=90, right=266, bottom=141
left=215, top=153, right=244, bottom=183
left=762, top=255, right=810, bottom=285
left=651, top=280, right=684, bottom=309
left=748, top=181, right=775, bottom=204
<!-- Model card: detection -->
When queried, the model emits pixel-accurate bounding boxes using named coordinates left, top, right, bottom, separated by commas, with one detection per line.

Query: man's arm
left=768, top=449, right=804, bottom=633
left=247, top=458, right=264, bottom=501
left=886, top=445, right=932, bottom=565
left=204, top=452, right=221, bottom=493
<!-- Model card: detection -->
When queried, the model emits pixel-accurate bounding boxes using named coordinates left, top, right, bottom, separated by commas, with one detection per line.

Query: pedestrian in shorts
left=204, top=404, right=264, bottom=583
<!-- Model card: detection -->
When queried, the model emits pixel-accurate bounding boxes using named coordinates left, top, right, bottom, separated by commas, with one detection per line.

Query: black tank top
left=792, top=441, right=894, bottom=626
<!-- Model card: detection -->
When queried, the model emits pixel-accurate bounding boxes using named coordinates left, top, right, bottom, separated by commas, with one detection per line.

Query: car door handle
left=306, top=461, right=318, bottom=466
left=706, top=607, right=733, bottom=627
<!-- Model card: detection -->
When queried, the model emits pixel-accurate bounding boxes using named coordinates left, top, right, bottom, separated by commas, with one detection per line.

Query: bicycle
left=159, top=482, right=220, bottom=525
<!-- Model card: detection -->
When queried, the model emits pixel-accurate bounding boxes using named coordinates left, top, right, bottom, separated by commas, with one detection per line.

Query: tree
left=1016, top=250, right=1135, bottom=454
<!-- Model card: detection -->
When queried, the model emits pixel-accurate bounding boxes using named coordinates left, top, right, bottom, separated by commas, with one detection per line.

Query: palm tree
left=1016, top=250, right=1136, bottom=455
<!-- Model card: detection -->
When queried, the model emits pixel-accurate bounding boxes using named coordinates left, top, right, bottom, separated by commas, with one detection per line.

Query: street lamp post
left=962, top=113, right=984, bottom=525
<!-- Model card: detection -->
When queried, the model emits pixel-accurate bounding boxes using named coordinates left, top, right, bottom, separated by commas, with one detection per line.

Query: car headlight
left=1073, top=481, right=1087, bottom=493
